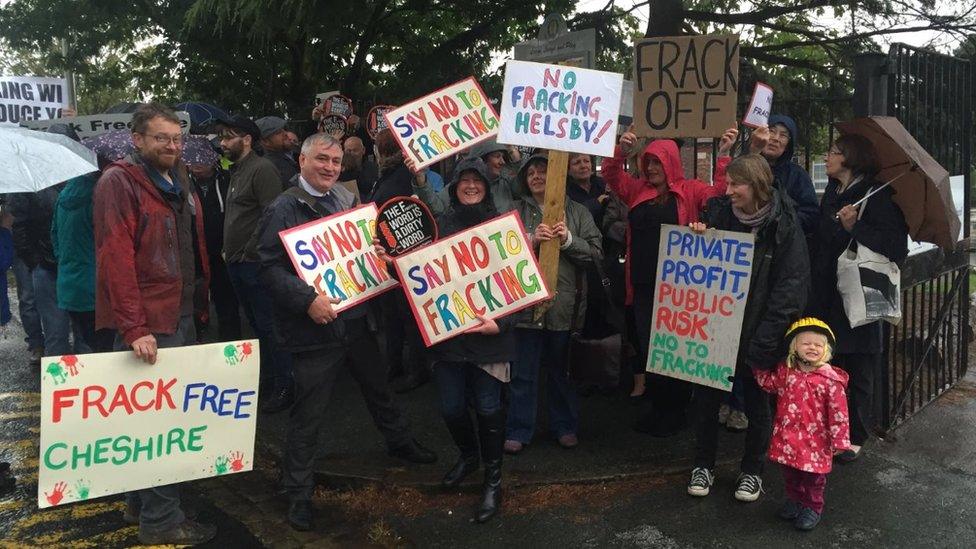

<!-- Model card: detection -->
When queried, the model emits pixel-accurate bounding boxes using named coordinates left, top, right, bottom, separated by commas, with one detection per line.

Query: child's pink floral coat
left=754, top=362, right=851, bottom=473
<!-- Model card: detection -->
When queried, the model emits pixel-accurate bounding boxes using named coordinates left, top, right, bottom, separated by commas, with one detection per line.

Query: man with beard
left=255, top=133, right=436, bottom=531
left=338, top=136, right=378, bottom=200
left=93, top=102, right=214, bottom=545
left=256, top=116, right=299, bottom=187
left=218, top=114, right=293, bottom=413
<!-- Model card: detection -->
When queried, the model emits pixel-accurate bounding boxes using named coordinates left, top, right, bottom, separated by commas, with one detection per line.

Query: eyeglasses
left=145, top=133, right=183, bottom=146
left=218, top=132, right=246, bottom=141
left=769, top=129, right=790, bottom=141
left=827, top=148, right=843, bottom=156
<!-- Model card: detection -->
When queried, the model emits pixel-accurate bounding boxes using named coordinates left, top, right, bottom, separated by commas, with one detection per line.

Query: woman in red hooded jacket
left=601, top=127, right=738, bottom=436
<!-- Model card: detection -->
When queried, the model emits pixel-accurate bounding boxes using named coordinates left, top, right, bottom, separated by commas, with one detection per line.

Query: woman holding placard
left=602, top=127, right=738, bottom=437
left=807, top=135, right=908, bottom=462
left=504, top=153, right=603, bottom=453
left=418, top=156, right=515, bottom=523
left=686, top=153, right=809, bottom=502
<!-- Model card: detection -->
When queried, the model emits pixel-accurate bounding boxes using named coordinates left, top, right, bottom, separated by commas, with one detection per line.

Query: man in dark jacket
left=749, top=115, right=820, bottom=235
left=94, top=102, right=215, bottom=545
left=339, top=136, right=378, bottom=200
left=256, top=116, right=299, bottom=187
left=254, top=133, right=436, bottom=532
left=219, top=114, right=293, bottom=413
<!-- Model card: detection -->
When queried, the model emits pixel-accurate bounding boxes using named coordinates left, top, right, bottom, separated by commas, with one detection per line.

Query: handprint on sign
left=237, top=342, right=253, bottom=362
left=60, top=355, right=83, bottom=376
left=45, top=481, right=70, bottom=506
left=229, top=451, right=245, bottom=472
left=222, top=344, right=238, bottom=365
left=214, top=456, right=229, bottom=475
left=74, top=480, right=91, bottom=500
left=45, top=363, right=68, bottom=385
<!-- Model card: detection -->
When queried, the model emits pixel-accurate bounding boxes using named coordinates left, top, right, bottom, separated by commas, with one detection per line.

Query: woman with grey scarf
left=684, top=154, right=810, bottom=504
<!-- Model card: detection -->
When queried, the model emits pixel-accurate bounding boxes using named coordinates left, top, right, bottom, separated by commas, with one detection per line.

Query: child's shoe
left=687, top=467, right=714, bottom=496
left=733, top=473, right=763, bottom=502
left=794, top=507, right=821, bottom=531
left=777, top=499, right=801, bottom=520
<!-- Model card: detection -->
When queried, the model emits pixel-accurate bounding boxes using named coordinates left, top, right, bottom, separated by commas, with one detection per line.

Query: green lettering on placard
left=43, top=442, right=68, bottom=470
left=187, top=425, right=208, bottom=451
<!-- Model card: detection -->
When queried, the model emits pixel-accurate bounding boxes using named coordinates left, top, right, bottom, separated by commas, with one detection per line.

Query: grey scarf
left=732, top=201, right=772, bottom=232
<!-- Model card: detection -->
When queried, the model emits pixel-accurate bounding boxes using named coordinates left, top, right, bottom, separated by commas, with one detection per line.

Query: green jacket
left=51, top=173, right=98, bottom=312
left=516, top=196, right=603, bottom=332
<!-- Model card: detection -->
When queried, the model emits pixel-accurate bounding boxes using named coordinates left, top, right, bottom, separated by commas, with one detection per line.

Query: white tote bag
left=835, top=196, right=902, bottom=328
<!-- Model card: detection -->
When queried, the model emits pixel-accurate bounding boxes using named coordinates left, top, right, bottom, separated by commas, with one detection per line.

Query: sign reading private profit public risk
left=647, top=225, right=754, bottom=391
left=38, top=341, right=260, bottom=508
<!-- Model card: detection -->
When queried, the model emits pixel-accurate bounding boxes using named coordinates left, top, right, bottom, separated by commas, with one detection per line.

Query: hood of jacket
left=467, top=138, right=508, bottom=161
left=516, top=152, right=549, bottom=196
left=639, top=139, right=686, bottom=192
left=767, top=114, right=798, bottom=166
left=448, top=156, right=493, bottom=207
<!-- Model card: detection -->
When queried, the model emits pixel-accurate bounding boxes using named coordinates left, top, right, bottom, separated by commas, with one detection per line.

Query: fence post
left=853, top=53, right=890, bottom=117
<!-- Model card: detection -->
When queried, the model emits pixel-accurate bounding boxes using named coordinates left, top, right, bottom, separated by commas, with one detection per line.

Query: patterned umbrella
left=82, top=130, right=220, bottom=167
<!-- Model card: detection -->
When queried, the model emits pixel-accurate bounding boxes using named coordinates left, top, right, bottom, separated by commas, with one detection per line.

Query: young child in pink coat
left=753, top=317, right=851, bottom=531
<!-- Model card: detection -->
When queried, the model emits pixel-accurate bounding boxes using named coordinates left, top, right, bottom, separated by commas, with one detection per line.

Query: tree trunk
left=645, top=0, right=685, bottom=37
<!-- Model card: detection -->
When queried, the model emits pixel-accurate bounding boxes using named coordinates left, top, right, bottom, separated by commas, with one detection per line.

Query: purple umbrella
left=83, top=130, right=220, bottom=167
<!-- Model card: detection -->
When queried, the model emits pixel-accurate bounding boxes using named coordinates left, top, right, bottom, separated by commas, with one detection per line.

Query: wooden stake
left=533, top=149, right=568, bottom=321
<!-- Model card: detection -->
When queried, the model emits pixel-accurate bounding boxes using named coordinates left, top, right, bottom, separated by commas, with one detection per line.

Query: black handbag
left=567, top=261, right=623, bottom=389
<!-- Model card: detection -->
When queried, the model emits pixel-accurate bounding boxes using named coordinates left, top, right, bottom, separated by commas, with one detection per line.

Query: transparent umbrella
left=0, top=127, right=99, bottom=193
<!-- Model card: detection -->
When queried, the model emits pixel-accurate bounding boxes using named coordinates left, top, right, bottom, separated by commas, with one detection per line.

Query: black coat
left=807, top=177, right=908, bottom=353
left=704, top=188, right=810, bottom=371
left=9, top=185, right=61, bottom=270
left=368, top=161, right=414, bottom=207
left=255, top=184, right=360, bottom=352
left=426, top=180, right=518, bottom=365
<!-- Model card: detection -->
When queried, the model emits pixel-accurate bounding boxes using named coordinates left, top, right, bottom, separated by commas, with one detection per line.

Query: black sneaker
left=137, top=519, right=216, bottom=545
left=687, top=467, right=714, bottom=497
left=778, top=499, right=801, bottom=520
left=794, top=506, right=821, bottom=531
left=288, top=500, right=313, bottom=531
left=733, top=473, right=764, bottom=502
left=388, top=439, right=437, bottom=464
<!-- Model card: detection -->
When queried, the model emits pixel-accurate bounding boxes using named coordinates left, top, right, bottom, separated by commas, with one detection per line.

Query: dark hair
left=374, top=128, right=400, bottom=158
left=726, top=154, right=773, bottom=205
left=131, top=102, right=180, bottom=134
left=834, top=134, right=879, bottom=177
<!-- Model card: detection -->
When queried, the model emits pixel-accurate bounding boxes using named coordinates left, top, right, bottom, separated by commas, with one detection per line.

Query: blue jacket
left=0, top=226, right=12, bottom=325
left=766, top=114, right=820, bottom=235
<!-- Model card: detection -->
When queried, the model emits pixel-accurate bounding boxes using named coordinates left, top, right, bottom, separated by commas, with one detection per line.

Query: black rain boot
left=475, top=410, right=505, bottom=523
left=441, top=414, right=480, bottom=489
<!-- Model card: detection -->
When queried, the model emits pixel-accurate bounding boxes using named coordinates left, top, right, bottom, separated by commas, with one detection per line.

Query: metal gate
left=876, top=44, right=974, bottom=431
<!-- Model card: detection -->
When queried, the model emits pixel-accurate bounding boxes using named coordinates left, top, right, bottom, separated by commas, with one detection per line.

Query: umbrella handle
left=833, top=168, right=912, bottom=220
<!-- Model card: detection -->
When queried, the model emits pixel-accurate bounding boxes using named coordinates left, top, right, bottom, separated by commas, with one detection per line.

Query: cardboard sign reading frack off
left=279, top=203, right=397, bottom=312
left=38, top=340, right=259, bottom=508
left=497, top=60, right=623, bottom=158
left=385, top=77, right=500, bottom=169
left=647, top=225, right=754, bottom=391
left=633, top=34, right=740, bottom=138
left=376, top=197, right=438, bottom=257
left=393, top=212, right=550, bottom=346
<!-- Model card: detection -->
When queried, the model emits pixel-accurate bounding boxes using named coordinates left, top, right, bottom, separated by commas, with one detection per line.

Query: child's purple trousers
left=781, top=465, right=827, bottom=514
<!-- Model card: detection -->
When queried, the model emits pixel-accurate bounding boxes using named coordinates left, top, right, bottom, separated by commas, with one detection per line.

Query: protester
left=9, top=182, right=72, bottom=356
left=373, top=129, right=430, bottom=392
left=504, top=153, right=603, bottom=453
left=406, top=156, right=514, bottom=522
left=255, top=133, right=436, bottom=532
left=566, top=153, right=609, bottom=227
left=807, top=134, right=908, bottom=461
left=748, top=116, right=820, bottom=235
left=686, top=153, right=809, bottom=502
left=93, top=102, right=215, bottom=545
left=187, top=159, right=241, bottom=342
left=754, top=317, right=851, bottom=531
left=412, top=138, right=521, bottom=215
left=601, top=127, right=736, bottom=436
left=256, top=116, right=299, bottom=187
left=7, top=219, right=44, bottom=362
left=0, top=207, right=12, bottom=337
left=339, top=136, right=378, bottom=200
left=219, top=114, right=293, bottom=413
left=51, top=163, right=114, bottom=353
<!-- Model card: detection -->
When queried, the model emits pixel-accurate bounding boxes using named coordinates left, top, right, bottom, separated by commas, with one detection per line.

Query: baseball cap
left=255, top=116, right=288, bottom=139
left=217, top=113, right=261, bottom=143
